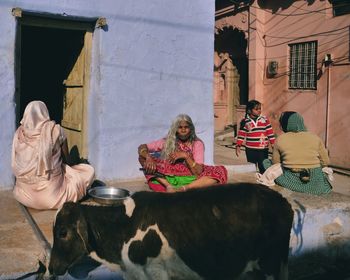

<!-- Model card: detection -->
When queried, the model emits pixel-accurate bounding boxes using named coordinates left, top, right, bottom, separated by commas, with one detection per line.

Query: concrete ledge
left=0, top=191, right=46, bottom=280
left=224, top=164, right=257, bottom=176
left=268, top=185, right=350, bottom=278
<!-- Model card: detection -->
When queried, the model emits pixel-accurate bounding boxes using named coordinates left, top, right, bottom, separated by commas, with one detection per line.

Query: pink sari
left=144, top=139, right=227, bottom=192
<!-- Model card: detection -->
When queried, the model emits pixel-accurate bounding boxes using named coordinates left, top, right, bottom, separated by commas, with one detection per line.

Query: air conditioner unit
left=267, top=61, right=278, bottom=76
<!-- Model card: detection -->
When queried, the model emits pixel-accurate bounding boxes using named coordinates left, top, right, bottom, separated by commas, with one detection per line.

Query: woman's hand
left=168, top=151, right=188, bottom=164
left=144, top=155, right=157, bottom=174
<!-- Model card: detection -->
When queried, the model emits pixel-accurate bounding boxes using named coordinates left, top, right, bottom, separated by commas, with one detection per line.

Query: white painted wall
left=0, top=2, right=17, bottom=190
left=0, top=0, right=215, bottom=188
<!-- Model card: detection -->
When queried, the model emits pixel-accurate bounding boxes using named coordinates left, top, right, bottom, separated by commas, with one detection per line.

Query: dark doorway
left=18, top=25, right=85, bottom=124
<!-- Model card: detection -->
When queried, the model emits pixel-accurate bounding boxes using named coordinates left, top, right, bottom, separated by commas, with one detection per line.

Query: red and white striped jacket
left=236, top=115, right=275, bottom=149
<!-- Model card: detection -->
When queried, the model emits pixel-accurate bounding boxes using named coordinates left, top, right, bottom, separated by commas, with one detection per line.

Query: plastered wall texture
left=0, top=0, right=215, bottom=189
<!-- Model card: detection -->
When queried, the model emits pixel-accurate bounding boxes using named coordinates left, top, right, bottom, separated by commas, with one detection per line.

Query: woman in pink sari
left=12, top=101, right=95, bottom=209
left=138, top=114, right=227, bottom=192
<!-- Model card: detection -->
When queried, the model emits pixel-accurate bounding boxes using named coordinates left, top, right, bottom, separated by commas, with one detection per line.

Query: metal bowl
left=88, top=186, right=131, bottom=205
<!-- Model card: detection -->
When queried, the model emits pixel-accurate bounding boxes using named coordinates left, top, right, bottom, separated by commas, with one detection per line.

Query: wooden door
left=62, top=32, right=92, bottom=159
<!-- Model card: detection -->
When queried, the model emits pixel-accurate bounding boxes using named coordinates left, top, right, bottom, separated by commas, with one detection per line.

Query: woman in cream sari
left=12, top=101, right=94, bottom=209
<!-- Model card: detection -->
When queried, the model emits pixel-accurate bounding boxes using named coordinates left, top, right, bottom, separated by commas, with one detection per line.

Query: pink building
left=214, top=0, right=350, bottom=169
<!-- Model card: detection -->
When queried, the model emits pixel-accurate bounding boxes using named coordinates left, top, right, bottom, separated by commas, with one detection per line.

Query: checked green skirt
left=263, top=159, right=332, bottom=195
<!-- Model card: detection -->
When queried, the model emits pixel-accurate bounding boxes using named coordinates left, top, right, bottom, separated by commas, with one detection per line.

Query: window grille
left=331, top=0, right=350, bottom=17
left=289, top=41, right=317, bottom=90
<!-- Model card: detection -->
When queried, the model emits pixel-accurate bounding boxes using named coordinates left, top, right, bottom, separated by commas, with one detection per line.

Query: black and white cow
left=49, top=183, right=293, bottom=279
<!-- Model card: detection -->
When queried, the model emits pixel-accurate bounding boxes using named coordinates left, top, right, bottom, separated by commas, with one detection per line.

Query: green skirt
left=263, top=159, right=332, bottom=195
left=150, top=175, right=197, bottom=189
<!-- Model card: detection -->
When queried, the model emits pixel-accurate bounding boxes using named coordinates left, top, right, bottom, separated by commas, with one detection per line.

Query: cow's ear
left=77, top=218, right=91, bottom=252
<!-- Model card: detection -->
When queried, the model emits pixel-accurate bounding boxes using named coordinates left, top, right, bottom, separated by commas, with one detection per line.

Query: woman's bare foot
left=166, top=185, right=176, bottom=193
left=166, top=185, right=188, bottom=193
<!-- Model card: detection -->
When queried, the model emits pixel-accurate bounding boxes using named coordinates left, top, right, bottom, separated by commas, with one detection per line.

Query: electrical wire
left=215, top=1, right=350, bottom=71
left=260, top=26, right=349, bottom=40
left=218, top=2, right=350, bottom=17
left=250, top=2, right=350, bottom=16
left=250, top=25, right=349, bottom=48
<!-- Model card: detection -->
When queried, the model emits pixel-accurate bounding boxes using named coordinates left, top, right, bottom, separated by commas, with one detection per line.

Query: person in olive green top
left=262, top=111, right=332, bottom=195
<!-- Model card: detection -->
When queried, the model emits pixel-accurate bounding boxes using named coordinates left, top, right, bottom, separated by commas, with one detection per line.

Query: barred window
left=331, top=0, right=350, bottom=17
left=289, top=41, right=317, bottom=90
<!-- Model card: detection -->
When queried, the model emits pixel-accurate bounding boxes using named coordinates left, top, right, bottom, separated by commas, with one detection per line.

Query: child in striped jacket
left=236, top=100, right=275, bottom=173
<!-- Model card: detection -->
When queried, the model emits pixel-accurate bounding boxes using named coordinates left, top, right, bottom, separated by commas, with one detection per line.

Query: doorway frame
left=12, top=8, right=101, bottom=158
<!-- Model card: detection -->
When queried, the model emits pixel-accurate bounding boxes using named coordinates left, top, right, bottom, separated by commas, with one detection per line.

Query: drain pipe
left=324, top=62, right=350, bottom=174
left=325, top=65, right=330, bottom=148
left=324, top=54, right=332, bottom=148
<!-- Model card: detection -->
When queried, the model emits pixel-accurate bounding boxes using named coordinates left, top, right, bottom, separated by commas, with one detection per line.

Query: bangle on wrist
left=191, top=161, right=196, bottom=168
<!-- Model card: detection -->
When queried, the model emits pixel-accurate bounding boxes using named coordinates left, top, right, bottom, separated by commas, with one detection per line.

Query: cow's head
left=49, top=202, right=91, bottom=276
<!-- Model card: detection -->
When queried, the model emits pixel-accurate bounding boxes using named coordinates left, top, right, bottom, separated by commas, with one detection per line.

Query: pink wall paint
left=215, top=0, right=350, bottom=168
left=248, top=5, right=267, bottom=103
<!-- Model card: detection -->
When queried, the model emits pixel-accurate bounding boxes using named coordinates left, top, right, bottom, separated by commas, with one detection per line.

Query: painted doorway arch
left=214, top=27, right=248, bottom=134
left=213, top=52, right=240, bottom=132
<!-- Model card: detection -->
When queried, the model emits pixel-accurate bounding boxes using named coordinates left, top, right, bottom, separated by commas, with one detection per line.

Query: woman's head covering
left=279, top=111, right=307, bottom=133
left=13, top=101, right=57, bottom=177
left=20, top=101, right=50, bottom=132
